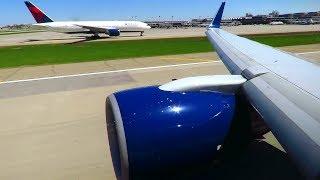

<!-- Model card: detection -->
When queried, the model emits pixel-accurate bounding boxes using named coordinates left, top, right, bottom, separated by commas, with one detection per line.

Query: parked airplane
left=105, top=2, right=320, bottom=180
left=24, top=1, right=151, bottom=37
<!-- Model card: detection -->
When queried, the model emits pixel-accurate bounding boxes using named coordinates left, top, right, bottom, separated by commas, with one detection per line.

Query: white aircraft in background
left=24, top=1, right=151, bottom=37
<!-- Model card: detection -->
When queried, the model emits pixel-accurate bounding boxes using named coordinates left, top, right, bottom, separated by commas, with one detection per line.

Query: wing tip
left=209, top=2, right=226, bottom=29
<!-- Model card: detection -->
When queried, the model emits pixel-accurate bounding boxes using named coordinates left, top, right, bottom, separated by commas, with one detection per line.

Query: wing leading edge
left=207, top=2, right=320, bottom=178
left=73, top=24, right=113, bottom=33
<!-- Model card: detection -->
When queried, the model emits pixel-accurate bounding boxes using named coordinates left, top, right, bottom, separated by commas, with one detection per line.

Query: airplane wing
left=73, top=24, right=114, bottom=33
left=73, top=24, right=120, bottom=36
left=206, top=2, right=320, bottom=178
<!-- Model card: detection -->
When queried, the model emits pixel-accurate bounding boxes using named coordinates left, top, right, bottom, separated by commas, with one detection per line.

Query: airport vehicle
left=24, top=1, right=151, bottom=37
left=106, top=2, right=320, bottom=180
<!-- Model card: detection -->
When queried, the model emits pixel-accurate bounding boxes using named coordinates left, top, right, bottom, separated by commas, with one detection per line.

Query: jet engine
left=107, top=29, right=120, bottom=36
left=106, top=75, right=248, bottom=180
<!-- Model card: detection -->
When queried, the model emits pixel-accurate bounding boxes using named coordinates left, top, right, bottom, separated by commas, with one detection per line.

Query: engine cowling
left=107, top=29, right=120, bottom=36
left=106, top=86, right=236, bottom=180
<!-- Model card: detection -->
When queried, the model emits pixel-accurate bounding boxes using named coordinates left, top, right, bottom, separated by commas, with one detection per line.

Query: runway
left=0, top=45, right=319, bottom=179
left=0, top=25, right=319, bottom=47
left=0, top=54, right=226, bottom=180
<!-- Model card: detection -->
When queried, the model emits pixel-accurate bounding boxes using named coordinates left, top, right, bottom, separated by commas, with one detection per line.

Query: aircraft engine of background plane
left=107, top=29, right=121, bottom=36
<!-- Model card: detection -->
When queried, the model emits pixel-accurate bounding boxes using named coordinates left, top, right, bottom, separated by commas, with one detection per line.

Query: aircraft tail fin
left=24, top=1, right=54, bottom=23
left=209, top=2, right=226, bottom=28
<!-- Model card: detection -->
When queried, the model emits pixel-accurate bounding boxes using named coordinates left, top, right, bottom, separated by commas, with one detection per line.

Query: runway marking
left=296, top=51, right=320, bottom=55
left=0, top=61, right=222, bottom=84
left=160, top=57, right=209, bottom=61
left=1, top=51, right=319, bottom=85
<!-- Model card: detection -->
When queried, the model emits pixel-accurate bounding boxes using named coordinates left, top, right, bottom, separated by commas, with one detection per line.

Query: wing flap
left=243, top=74, right=320, bottom=178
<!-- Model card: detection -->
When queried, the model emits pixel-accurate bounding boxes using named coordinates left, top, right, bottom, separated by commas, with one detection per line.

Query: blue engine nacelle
left=107, top=29, right=120, bottom=36
left=106, top=86, right=236, bottom=180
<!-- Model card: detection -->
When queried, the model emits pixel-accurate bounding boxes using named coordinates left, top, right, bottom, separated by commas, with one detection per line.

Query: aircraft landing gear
left=140, top=31, right=144, bottom=36
left=92, top=33, right=100, bottom=39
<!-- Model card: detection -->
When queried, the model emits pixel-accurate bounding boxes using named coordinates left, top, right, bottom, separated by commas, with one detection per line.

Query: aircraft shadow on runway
left=24, top=37, right=83, bottom=42
left=23, top=33, right=144, bottom=44
left=135, top=140, right=302, bottom=180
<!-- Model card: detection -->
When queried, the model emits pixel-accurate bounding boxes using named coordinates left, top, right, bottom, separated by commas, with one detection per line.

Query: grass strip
left=0, top=32, right=319, bottom=68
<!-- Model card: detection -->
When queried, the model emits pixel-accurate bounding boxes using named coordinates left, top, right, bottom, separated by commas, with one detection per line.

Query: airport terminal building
left=145, top=11, right=320, bottom=28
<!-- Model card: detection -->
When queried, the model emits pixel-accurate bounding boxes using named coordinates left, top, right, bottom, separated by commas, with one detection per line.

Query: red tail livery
left=24, top=1, right=53, bottom=23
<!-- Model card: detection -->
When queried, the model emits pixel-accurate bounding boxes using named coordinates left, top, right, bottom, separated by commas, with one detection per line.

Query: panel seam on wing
left=210, top=29, right=320, bottom=101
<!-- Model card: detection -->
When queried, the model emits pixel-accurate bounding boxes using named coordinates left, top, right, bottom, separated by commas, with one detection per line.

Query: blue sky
left=1, top=0, right=320, bottom=26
